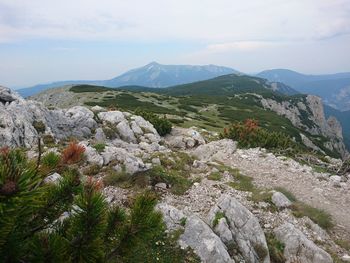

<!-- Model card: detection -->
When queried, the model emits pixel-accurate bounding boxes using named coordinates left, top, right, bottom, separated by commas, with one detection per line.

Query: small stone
left=342, top=254, right=350, bottom=262
left=193, top=182, right=200, bottom=187
left=155, top=183, right=167, bottom=190
left=329, top=175, right=341, bottom=187
left=271, top=192, right=292, bottom=209
left=44, top=172, right=62, bottom=184
left=152, top=158, right=161, bottom=166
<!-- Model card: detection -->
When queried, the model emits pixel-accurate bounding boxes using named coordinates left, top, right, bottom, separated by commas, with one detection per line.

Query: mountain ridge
left=256, top=69, right=350, bottom=111
left=17, top=62, right=240, bottom=97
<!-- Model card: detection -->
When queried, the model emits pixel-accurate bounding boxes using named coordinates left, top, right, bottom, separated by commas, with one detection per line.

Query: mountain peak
left=145, top=61, right=161, bottom=67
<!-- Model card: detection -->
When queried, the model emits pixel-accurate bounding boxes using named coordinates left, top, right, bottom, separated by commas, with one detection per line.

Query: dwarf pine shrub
left=221, top=119, right=298, bottom=152
left=0, top=147, right=196, bottom=262
left=41, top=151, right=61, bottom=170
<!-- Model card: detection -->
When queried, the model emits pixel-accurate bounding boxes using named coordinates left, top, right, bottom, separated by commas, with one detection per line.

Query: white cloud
left=205, top=41, right=277, bottom=53
left=0, top=0, right=349, bottom=43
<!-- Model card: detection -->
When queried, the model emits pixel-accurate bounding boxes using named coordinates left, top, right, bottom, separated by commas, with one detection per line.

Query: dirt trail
left=220, top=148, right=350, bottom=239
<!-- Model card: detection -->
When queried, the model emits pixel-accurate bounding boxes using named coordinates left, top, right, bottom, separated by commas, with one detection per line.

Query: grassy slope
left=63, top=76, right=344, bottom=158
left=68, top=83, right=330, bottom=151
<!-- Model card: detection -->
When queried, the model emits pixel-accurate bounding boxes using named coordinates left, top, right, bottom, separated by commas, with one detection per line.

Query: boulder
left=208, top=195, right=270, bottom=263
left=80, top=143, right=104, bottom=166
left=116, top=121, right=137, bottom=143
left=90, top=105, right=104, bottom=112
left=179, top=215, right=234, bottom=263
left=165, top=127, right=205, bottom=149
left=192, top=139, right=237, bottom=162
left=157, top=203, right=186, bottom=231
left=132, top=115, right=158, bottom=135
left=329, top=175, right=341, bottom=187
left=101, top=146, right=147, bottom=175
left=214, top=217, right=233, bottom=243
left=274, top=223, right=332, bottom=263
left=0, top=86, right=20, bottom=104
left=271, top=192, right=292, bottom=209
left=94, top=128, right=106, bottom=142
left=98, top=111, right=125, bottom=124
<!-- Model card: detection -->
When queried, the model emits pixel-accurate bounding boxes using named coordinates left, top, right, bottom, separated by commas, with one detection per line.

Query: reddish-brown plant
left=61, top=142, right=85, bottom=164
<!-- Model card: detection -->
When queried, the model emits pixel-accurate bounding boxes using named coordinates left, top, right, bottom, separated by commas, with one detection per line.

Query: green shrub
left=266, top=233, right=285, bottom=263
left=41, top=151, right=61, bottom=170
left=221, top=119, right=298, bottom=153
left=0, top=148, right=195, bottom=262
left=135, top=109, right=172, bottom=136
left=92, top=143, right=106, bottom=153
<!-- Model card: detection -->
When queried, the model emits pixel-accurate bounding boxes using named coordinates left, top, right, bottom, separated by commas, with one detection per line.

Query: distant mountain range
left=31, top=73, right=348, bottom=157
left=16, top=65, right=350, bottom=107
left=17, top=62, right=240, bottom=97
left=256, top=69, right=350, bottom=111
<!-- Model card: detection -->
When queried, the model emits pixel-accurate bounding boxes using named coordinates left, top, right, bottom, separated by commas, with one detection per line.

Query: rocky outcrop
left=207, top=195, right=270, bottom=263
left=191, top=139, right=237, bottom=162
left=0, top=86, right=160, bottom=149
left=165, top=127, right=205, bottom=149
left=261, top=94, right=348, bottom=158
left=179, top=215, right=234, bottom=263
left=274, top=223, right=333, bottom=263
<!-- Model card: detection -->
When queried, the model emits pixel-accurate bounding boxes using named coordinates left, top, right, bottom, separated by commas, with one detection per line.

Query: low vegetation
left=61, top=142, right=86, bottom=164
left=207, top=171, right=222, bottom=181
left=41, top=151, right=61, bottom=170
left=92, top=142, right=106, bottom=153
left=0, top=147, right=199, bottom=262
left=221, top=119, right=299, bottom=154
left=103, top=167, right=129, bottom=187
left=291, top=202, right=333, bottom=230
left=83, top=163, right=101, bottom=176
left=266, top=233, right=286, bottom=263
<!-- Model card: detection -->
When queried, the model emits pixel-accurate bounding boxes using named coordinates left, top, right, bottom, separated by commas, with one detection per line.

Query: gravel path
left=221, top=148, right=350, bottom=240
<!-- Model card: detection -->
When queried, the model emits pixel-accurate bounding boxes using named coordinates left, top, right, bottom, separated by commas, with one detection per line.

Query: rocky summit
left=1, top=85, right=350, bottom=263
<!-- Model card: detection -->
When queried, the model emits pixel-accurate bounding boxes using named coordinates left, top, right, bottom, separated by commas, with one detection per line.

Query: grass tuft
left=291, top=202, right=333, bottom=230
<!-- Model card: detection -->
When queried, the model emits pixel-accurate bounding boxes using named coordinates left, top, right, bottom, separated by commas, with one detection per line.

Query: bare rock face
left=156, top=203, right=186, bottom=231
left=179, top=215, right=235, bottom=263
left=165, top=127, right=205, bottom=150
left=0, top=86, right=161, bottom=149
left=0, top=87, right=99, bottom=147
left=191, top=139, right=237, bottom=162
left=261, top=94, right=348, bottom=158
left=0, top=86, right=20, bottom=104
left=207, top=195, right=270, bottom=263
left=274, top=223, right=333, bottom=263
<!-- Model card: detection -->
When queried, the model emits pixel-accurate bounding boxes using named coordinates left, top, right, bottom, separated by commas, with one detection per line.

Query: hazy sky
left=1, top=0, right=350, bottom=88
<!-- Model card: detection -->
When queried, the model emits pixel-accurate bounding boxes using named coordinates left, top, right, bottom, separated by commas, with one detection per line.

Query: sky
left=0, top=0, right=350, bottom=88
